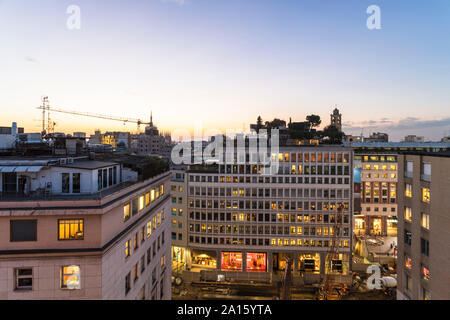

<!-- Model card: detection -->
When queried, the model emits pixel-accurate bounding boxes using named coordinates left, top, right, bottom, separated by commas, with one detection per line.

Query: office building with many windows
left=173, top=145, right=354, bottom=284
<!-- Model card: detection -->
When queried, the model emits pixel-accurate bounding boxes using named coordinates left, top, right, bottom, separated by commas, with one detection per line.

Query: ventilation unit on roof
left=67, top=158, right=74, bottom=164
left=59, top=158, right=67, bottom=165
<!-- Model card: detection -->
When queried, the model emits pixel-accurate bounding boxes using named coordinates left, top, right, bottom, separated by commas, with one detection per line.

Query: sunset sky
left=0, top=0, right=449, bottom=141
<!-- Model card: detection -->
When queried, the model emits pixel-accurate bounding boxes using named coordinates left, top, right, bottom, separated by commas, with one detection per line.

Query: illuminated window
left=125, top=240, right=131, bottom=258
left=422, top=266, right=430, bottom=281
left=221, top=252, right=243, bottom=271
left=146, top=221, right=152, bottom=237
left=422, top=188, right=431, bottom=203
left=404, top=207, right=412, bottom=222
left=58, top=219, right=84, bottom=240
left=405, top=184, right=412, bottom=198
left=151, top=189, right=155, bottom=202
left=124, top=204, right=130, bottom=222
left=405, top=256, right=412, bottom=269
left=61, top=266, right=81, bottom=290
left=246, top=253, right=267, bottom=272
left=421, top=213, right=430, bottom=230
left=139, top=195, right=145, bottom=211
left=145, top=192, right=150, bottom=206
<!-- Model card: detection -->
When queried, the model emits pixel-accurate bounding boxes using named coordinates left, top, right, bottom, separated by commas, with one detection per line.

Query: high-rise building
left=396, top=151, right=450, bottom=300
left=171, top=145, right=354, bottom=285
left=0, top=156, right=171, bottom=300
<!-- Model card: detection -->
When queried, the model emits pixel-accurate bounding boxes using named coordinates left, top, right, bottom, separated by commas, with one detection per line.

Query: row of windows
left=404, top=184, right=431, bottom=203
left=362, top=164, right=397, bottom=171
left=404, top=208, right=430, bottom=230
left=14, top=266, right=81, bottom=291
left=355, top=155, right=396, bottom=162
left=189, top=187, right=350, bottom=198
left=404, top=256, right=431, bottom=282
left=404, top=229, right=429, bottom=257
left=217, top=152, right=350, bottom=167
left=189, top=199, right=350, bottom=211
left=125, top=210, right=165, bottom=259
left=188, top=211, right=350, bottom=224
left=97, top=166, right=119, bottom=191
left=9, top=219, right=85, bottom=242
left=125, top=253, right=166, bottom=299
left=190, top=175, right=350, bottom=185
left=123, top=184, right=165, bottom=222
left=189, top=224, right=350, bottom=236
left=188, top=236, right=350, bottom=248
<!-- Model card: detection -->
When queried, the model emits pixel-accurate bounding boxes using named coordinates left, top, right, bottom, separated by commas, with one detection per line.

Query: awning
left=0, top=166, right=44, bottom=173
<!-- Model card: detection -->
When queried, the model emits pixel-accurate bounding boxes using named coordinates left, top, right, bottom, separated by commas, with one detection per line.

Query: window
left=125, top=272, right=131, bottom=295
left=421, top=238, right=429, bottom=256
left=404, top=230, right=412, bottom=246
left=72, top=173, right=81, bottom=193
left=124, top=204, right=130, bottom=222
left=133, top=263, right=139, bottom=282
left=404, top=207, right=412, bottom=222
left=405, top=184, right=412, bottom=198
left=406, top=161, right=413, bottom=177
left=58, top=219, right=84, bottom=240
left=161, top=255, right=166, bottom=269
left=61, top=266, right=81, bottom=290
left=15, top=268, right=33, bottom=291
left=62, top=173, right=70, bottom=193
left=422, top=265, right=430, bottom=281
left=421, top=213, right=430, bottom=230
left=422, top=188, right=431, bottom=203
left=405, top=256, right=412, bottom=269
left=125, top=240, right=131, bottom=258
left=10, top=220, right=37, bottom=242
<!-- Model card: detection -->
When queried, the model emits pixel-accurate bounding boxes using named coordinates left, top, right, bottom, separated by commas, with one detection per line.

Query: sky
left=0, top=0, right=449, bottom=141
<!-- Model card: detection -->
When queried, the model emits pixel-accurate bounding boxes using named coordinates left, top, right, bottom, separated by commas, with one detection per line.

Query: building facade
left=353, top=153, right=398, bottom=236
left=396, top=152, right=450, bottom=300
left=0, top=157, right=171, bottom=300
left=172, top=146, right=354, bottom=283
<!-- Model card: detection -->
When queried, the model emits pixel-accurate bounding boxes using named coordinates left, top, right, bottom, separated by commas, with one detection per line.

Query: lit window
left=124, top=204, right=130, bottom=222
left=405, top=184, right=412, bottom=198
left=422, top=266, right=430, bottom=281
left=405, top=256, right=412, bottom=269
left=404, top=207, right=412, bottom=222
left=146, top=221, right=152, bottom=237
left=139, top=195, right=145, bottom=211
left=125, top=240, right=131, bottom=258
left=61, top=266, right=81, bottom=290
left=421, top=213, right=430, bottom=230
left=58, top=219, right=84, bottom=240
left=422, top=188, right=431, bottom=203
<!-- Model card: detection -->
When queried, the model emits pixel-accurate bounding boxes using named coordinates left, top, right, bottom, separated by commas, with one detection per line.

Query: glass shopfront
left=371, top=218, right=382, bottom=235
left=354, top=216, right=366, bottom=235
left=246, top=253, right=267, bottom=272
left=221, top=252, right=243, bottom=271
left=192, top=250, right=217, bottom=269
left=387, top=216, right=398, bottom=236
left=325, top=253, right=349, bottom=275
left=299, top=253, right=320, bottom=274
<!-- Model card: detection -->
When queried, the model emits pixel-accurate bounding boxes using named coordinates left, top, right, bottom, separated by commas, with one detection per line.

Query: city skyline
left=1, top=0, right=450, bottom=140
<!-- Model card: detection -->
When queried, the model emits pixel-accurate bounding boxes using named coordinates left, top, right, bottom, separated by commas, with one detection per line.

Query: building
left=364, top=132, right=389, bottom=143
left=353, top=153, right=398, bottom=236
left=396, top=152, right=450, bottom=300
left=101, top=132, right=131, bottom=150
left=172, top=145, right=354, bottom=284
left=347, top=142, right=450, bottom=237
left=403, top=135, right=425, bottom=143
left=0, top=156, right=171, bottom=300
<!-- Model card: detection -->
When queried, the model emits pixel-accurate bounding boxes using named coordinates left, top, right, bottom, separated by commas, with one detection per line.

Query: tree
left=306, top=114, right=322, bottom=129
left=256, top=116, right=263, bottom=133
left=322, top=125, right=344, bottom=144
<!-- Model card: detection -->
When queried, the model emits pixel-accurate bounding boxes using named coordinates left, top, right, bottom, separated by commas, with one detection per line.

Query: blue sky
left=0, top=0, right=449, bottom=140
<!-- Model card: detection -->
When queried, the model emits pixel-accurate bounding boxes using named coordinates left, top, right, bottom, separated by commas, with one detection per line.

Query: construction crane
left=318, top=203, right=347, bottom=300
left=37, top=97, right=152, bottom=136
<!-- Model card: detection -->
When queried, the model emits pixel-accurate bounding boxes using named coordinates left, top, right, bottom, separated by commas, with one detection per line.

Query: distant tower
left=330, top=107, right=342, bottom=132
